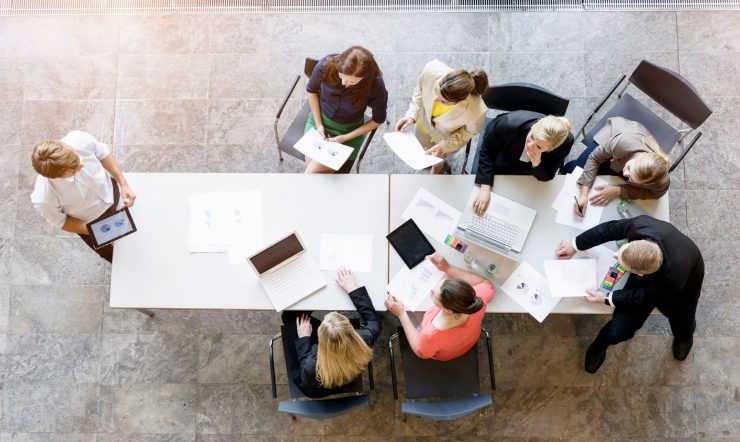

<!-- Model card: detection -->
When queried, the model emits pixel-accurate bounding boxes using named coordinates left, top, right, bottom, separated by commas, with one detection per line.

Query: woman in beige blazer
left=395, top=60, right=488, bottom=174
left=562, top=117, right=671, bottom=217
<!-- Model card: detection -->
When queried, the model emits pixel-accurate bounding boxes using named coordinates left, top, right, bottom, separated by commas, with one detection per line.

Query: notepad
left=543, top=259, right=598, bottom=298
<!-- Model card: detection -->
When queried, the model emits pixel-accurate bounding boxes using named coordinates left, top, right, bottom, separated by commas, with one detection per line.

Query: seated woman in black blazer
left=473, top=110, right=573, bottom=215
left=280, top=267, right=381, bottom=398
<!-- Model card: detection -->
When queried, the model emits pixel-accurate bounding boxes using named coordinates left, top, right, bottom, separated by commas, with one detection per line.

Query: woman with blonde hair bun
left=395, top=59, right=489, bottom=174
left=562, top=117, right=671, bottom=217
left=281, top=267, right=381, bottom=397
left=472, top=110, right=574, bottom=215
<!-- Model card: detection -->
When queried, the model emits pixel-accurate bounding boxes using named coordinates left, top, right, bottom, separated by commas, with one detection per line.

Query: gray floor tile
left=0, top=58, right=24, bottom=100
left=10, top=236, right=108, bottom=285
left=98, top=384, right=196, bottom=433
left=583, top=12, right=678, bottom=53
left=207, top=99, right=288, bottom=146
left=97, top=435, right=195, bottom=442
left=0, top=16, right=119, bottom=56
left=117, top=54, right=210, bottom=100
left=8, top=285, right=105, bottom=334
left=114, top=100, right=208, bottom=145
left=23, top=55, right=117, bottom=100
left=3, top=334, right=100, bottom=382
left=490, top=51, right=585, bottom=98
left=489, top=12, right=586, bottom=52
left=209, top=53, right=306, bottom=100
left=0, top=285, right=8, bottom=334
left=686, top=190, right=740, bottom=237
left=584, top=52, right=678, bottom=98
left=115, top=145, right=208, bottom=173
left=0, top=102, right=22, bottom=145
left=677, top=11, right=740, bottom=52
left=99, top=333, right=197, bottom=384
left=196, top=384, right=289, bottom=435
left=21, top=99, right=115, bottom=145
left=694, top=337, right=740, bottom=387
left=695, top=386, right=740, bottom=439
left=103, top=300, right=199, bottom=335
left=608, top=336, right=694, bottom=387
left=695, top=283, right=739, bottom=337
left=198, top=333, right=277, bottom=385
left=680, top=52, right=740, bottom=98
left=683, top=141, right=740, bottom=190
left=2, top=382, right=98, bottom=432
left=0, top=434, right=97, bottom=442
left=0, top=145, right=20, bottom=238
left=118, top=15, right=210, bottom=54
left=396, top=13, right=490, bottom=53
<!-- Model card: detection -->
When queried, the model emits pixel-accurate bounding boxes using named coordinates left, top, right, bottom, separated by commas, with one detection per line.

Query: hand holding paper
left=384, top=131, right=443, bottom=170
left=294, top=128, right=354, bottom=171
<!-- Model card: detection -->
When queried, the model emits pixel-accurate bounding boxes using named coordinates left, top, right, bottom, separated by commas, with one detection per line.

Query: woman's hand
left=524, top=144, right=543, bottom=167
left=316, top=124, right=327, bottom=139
left=426, top=145, right=443, bottom=157
left=335, top=266, right=357, bottom=293
left=296, top=314, right=313, bottom=338
left=394, top=117, right=415, bottom=132
left=427, top=253, right=450, bottom=273
left=589, top=185, right=621, bottom=206
left=473, top=187, right=491, bottom=215
left=384, top=294, right=406, bottom=317
left=574, top=194, right=588, bottom=217
left=326, top=134, right=349, bottom=144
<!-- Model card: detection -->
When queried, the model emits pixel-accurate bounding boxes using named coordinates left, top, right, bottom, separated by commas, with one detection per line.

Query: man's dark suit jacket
left=474, top=110, right=574, bottom=186
left=576, top=215, right=704, bottom=314
left=291, top=286, right=381, bottom=398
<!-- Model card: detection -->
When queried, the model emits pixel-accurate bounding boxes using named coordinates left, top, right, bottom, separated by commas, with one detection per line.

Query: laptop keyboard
left=467, top=214, right=518, bottom=248
left=261, top=253, right=316, bottom=294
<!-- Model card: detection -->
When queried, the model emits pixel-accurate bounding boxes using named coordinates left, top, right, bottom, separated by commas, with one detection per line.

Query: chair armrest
left=269, top=332, right=282, bottom=399
left=482, top=328, right=495, bottom=391
left=577, top=74, right=626, bottom=142
left=670, top=131, right=702, bottom=173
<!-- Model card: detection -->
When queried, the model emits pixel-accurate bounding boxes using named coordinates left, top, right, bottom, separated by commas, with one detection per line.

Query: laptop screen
left=249, top=233, right=304, bottom=274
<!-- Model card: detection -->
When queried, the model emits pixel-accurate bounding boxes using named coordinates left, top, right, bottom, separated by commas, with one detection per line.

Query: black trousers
left=77, top=177, right=120, bottom=263
left=593, top=257, right=704, bottom=350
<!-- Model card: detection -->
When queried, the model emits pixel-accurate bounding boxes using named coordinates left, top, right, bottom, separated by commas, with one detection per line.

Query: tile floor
left=0, top=10, right=738, bottom=441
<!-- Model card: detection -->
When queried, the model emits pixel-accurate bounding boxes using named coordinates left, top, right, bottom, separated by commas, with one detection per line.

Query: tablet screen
left=386, top=219, right=435, bottom=269
left=88, top=208, right=137, bottom=248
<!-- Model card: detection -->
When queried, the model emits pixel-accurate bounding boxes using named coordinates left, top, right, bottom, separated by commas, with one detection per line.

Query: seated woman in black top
left=280, top=267, right=382, bottom=398
left=472, top=110, right=573, bottom=215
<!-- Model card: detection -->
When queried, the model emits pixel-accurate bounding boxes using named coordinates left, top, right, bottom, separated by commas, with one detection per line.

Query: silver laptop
left=247, top=232, right=326, bottom=311
left=454, top=189, right=537, bottom=261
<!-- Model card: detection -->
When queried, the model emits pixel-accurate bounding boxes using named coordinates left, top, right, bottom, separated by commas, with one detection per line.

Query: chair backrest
left=304, top=57, right=319, bottom=78
left=483, top=82, right=569, bottom=116
left=398, top=327, right=480, bottom=399
left=629, top=60, right=712, bottom=129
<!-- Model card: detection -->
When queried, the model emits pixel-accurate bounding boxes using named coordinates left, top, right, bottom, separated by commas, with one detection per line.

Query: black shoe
left=585, top=342, right=607, bottom=374
left=672, top=337, right=693, bottom=361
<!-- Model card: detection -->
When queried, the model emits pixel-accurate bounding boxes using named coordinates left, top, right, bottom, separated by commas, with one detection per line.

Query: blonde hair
left=631, top=138, right=670, bottom=185
left=32, top=140, right=79, bottom=178
left=622, top=240, right=663, bottom=275
left=316, top=312, right=373, bottom=389
left=439, top=68, right=489, bottom=102
left=531, top=116, right=572, bottom=151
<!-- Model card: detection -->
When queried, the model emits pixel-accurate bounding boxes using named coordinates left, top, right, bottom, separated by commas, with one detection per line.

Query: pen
left=574, top=195, right=583, bottom=216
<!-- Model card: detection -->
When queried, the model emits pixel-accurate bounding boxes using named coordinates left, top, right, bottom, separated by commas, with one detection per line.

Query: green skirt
left=305, top=112, right=366, bottom=161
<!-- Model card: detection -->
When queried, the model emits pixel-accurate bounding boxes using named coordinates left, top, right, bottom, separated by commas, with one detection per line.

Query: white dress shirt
left=31, top=131, right=118, bottom=228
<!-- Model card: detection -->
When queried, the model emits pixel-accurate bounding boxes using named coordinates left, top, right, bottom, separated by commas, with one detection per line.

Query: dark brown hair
left=437, top=279, right=484, bottom=314
left=323, top=46, right=382, bottom=106
left=439, top=69, right=489, bottom=103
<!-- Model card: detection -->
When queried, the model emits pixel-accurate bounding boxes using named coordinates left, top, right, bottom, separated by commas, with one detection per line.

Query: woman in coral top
left=385, top=253, right=494, bottom=361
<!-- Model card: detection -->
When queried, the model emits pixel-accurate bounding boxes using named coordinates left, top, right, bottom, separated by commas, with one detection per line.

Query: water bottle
left=617, top=199, right=633, bottom=218
left=463, top=251, right=497, bottom=281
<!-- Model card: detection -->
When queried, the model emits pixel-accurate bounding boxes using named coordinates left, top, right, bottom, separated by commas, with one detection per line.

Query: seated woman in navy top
left=304, top=46, right=388, bottom=173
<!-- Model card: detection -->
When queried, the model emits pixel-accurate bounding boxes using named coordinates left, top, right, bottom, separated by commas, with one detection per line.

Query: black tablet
left=386, top=219, right=435, bottom=269
left=86, top=207, right=137, bottom=249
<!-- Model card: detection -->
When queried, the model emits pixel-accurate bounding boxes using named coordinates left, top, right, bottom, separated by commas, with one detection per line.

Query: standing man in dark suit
left=555, top=215, right=704, bottom=373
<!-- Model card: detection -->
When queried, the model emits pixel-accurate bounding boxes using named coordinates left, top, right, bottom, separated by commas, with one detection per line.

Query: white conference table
left=389, top=174, right=669, bottom=314
left=110, top=173, right=390, bottom=311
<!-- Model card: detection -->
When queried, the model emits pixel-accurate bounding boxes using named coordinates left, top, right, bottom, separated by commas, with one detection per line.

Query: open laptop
left=247, top=232, right=326, bottom=311
left=454, top=189, right=537, bottom=261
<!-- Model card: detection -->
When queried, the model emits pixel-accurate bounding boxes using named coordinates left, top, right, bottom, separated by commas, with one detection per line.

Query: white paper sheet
left=543, top=259, right=598, bottom=298
left=384, top=131, right=443, bottom=170
left=501, top=261, right=561, bottom=323
left=579, top=245, right=617, bottom=282
left=319, top=234, right=373, bottom=272
left=401, top=187, right=461, bottom=244
left=386, top=260, right=444, bottom=311
left=294, top=128, right=354, bottom=171
left=188, top=191, right=263, bottom=255
left=551, top=166, right=608, bottom=231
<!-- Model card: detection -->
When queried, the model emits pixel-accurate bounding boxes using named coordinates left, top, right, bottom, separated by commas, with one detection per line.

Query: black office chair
left=273, top=57, right=378, bottom=173
left=388, top=327, right=495, bottom=421
left=577, top=60, right=712, bottom=172
left=464, top=82, right=570, bottom=174
left=268, top=318, right=375, bottom=419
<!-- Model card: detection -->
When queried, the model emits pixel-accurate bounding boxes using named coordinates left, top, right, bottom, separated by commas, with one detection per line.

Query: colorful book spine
left=602, top=263, right=626, bottom=290
left=445, top=234, right=468, bottom=253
